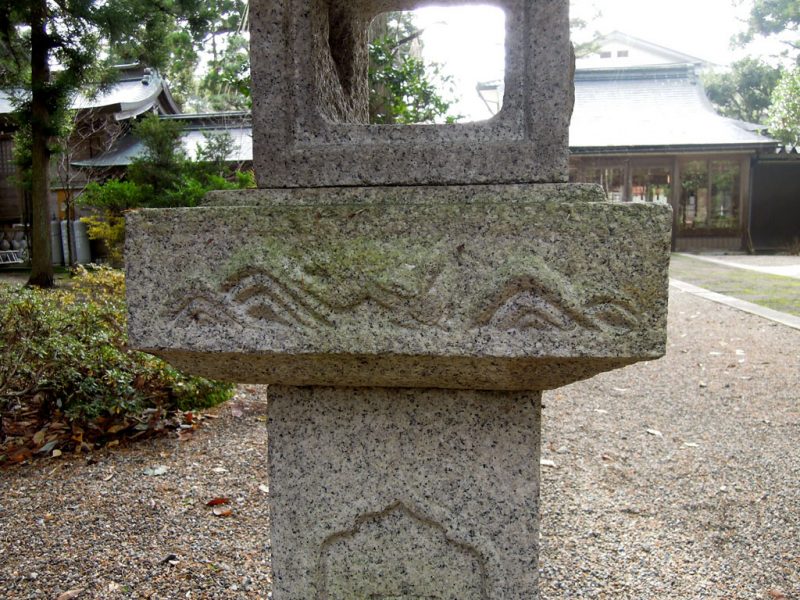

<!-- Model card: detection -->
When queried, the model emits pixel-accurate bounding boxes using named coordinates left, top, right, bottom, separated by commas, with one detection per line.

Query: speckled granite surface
left=124, top=1, right=671, bottom=598
left=249, top=0, right=573, bottom=186
left=268, top=386, right=541, bottom=599
left=125, top=184, right=671, bottom=390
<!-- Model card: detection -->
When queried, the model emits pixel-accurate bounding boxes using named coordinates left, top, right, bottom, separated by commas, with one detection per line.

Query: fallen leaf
left=9, top=448, right=32, bottom=463
left=56, top=589, right=85, bottom=600
left=33, top=429, right=46, bottom=445
left=540, top=459, right=557, bottom=468
left=683, top=442, right=700, bottom=448
left=767, top=590, right=787, bottom=599
left=102, top=472, right=115, bottom=481
left=646, top=429, right=663, bottom=438
left=258, top=484, right=269, bottom=494
left=52, top=449, right=62, bottom=458
left=36, top=440, right=58, bottom=454
left=106, top=423, right=129, bottom=434
left=212, top=467, right=228, bottom=473
left=699, top=381, right=708, bottom=388
left=143, top=465, right=168, bottom=477
left=161, top=553, right=180, bottom=566
left=212, top=506, right=233, bottom=517
left=206, top=497, right=230, bottom=507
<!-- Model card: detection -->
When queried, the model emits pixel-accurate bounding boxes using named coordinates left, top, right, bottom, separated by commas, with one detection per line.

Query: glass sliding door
left=679, top=160, right=708, bottom=228
left=678, top=158, right=741, bottom=232
left=631, top=165, right=671, bottom=203
left=570, top=157, right=674, bottom=203
left=569, top=159, right=625, bottom=202
left=709, top=161, right=740, bottom=229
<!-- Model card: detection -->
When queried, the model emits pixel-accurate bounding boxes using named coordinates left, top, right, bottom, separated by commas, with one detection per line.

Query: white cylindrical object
left=60, top=220, right=92, bottom=265
left=51, top=221, right=63, bottom=265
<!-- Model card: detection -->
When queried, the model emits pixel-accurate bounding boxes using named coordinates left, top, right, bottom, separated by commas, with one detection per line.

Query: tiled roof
left=71, top=62, right=778, bottom=168
left=71, top=73, right=173, bottom=118
left=73, top=113, right=252, bottom=167
left=0, top=65, right=178, bottom=119
left=570, top=65, right=776, bottom=151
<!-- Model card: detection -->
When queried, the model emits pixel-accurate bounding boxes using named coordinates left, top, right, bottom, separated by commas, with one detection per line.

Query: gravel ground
left=1, top=286, right=798, bottom=599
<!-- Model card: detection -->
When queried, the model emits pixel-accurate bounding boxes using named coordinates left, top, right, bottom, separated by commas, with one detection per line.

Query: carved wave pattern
left=170, top=262, right=446, bottom=331
left=168, top=250, right=642, bottom=335
left=474, top=278, right=640, bottom=333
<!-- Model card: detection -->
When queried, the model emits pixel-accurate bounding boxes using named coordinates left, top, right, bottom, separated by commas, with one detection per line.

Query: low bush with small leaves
left=0, top=267, right=233, bottom=462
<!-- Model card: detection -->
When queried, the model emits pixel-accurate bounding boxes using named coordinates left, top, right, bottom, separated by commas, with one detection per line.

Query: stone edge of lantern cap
left=249, top=0, right=573, bottom=187
left=125, top=184, right=672, bottom=391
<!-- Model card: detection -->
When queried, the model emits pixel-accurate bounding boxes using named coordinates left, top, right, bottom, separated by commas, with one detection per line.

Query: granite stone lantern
left=126, top=0, right=671, bottom=597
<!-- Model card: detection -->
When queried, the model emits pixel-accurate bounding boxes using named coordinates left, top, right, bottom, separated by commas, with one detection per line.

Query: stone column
left=125, top=0, right=671, bottom=598
left=269, top=387, right=541, bottom=599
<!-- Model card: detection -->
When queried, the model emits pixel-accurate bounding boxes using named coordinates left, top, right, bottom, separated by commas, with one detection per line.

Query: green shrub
left=0, top=267, right=233, bottom=457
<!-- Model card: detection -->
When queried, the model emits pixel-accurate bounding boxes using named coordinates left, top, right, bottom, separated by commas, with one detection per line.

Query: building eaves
left=571, top=142, right=779, bottom=155
left=73, top=119, right=253, bottom=167
left=1, top=65, right=178, bottom=120
left=569, top=65, right=777, bottom=150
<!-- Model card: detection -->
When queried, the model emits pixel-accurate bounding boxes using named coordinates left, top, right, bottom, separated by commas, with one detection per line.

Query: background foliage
left=79, top=113, right=254, bottom=265
left=0, top=267, right=233, bottom=461
left=767, top=67, right=800, bottom=145
left=703, top=57, right=784, bottom=124
left=703, top=0, right=800, bottom=145
left=367, top=12, right=457, bottom=124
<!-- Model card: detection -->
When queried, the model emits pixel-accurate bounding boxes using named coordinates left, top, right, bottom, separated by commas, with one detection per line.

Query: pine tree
left=0, top=0, right=213, bottom=287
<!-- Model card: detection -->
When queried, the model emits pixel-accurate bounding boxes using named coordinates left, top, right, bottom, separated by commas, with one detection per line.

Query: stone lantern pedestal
left=126, top=0, right=671, bottom=597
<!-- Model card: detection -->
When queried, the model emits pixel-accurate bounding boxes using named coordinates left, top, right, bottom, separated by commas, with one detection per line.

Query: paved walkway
left=675, top=253, right=800, bottom=279
left=669, top=278, right=800, bottom=331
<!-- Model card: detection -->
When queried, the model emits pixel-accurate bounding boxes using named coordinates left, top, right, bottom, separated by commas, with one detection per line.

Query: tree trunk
left=27, top=0, right=55, bottom=288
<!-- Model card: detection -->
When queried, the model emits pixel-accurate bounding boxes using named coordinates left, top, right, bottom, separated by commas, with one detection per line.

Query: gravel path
left=1, top=287, right=798, bottom=599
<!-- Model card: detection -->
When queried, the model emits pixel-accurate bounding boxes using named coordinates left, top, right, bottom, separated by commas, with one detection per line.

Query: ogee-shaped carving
left=318, top=502, right=488, bottom=600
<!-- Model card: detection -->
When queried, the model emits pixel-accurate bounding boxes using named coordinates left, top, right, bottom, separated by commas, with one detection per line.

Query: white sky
left=413, top=1, right=789, bottom=121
